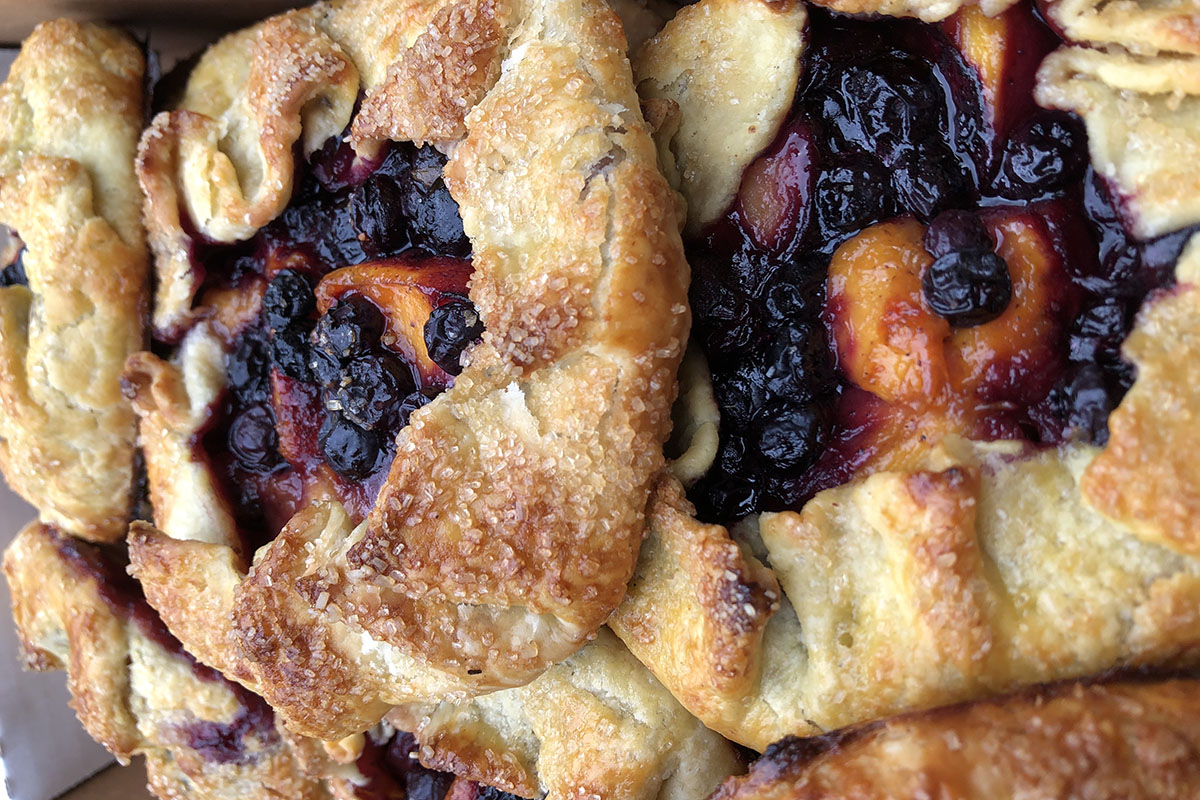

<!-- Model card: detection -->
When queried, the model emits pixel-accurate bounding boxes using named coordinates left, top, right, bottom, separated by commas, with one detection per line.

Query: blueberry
left=716, top=435, right=750, bottom=475
left=826, top=59, right=938, bottom=163
left=262, top=269, right=316, bottom=331
left=690, top=473, right=761, bottom=524
left=1068, top=301, right=1126, bottom=363
left=271, top=322, right=315, bottom=382
left=398, top=388, right=439, bottom=427
left=815, top=157, right=894, bottom=238
left=350, top=173, right=410, bottom=257
left=307, top=346, right=342, bottom=389
left=750, top=400, right=828, bottom=472
left=995, top=112, right=1087, bottom=201
left=1061, top=364, right=1115, bottom=444
left=424, top=299, right=484, bottom=376
left=764, top=324, right=835, bottom=404
left=313, top=296, right=386, bottom=360
left=764, top=261, right=824, bottom=321
left=712, top=358, right=769, bottom=430
left=319, top=413, right=382, bottom=480
left=922, top=249, right=1012, bottom=327
left=403, top=146, right=470, bottom=257
left=404, top=769, right=454, bottom=800
left=226, top=336, right=271, bottom=405
left=333, top=354, right=415, bottom=430
left=228, top=404, right=283, bottom=474
left=924, top=210, right=992, bottom=259
left=476, top=787, right=527, bottom=800
left=0, top=249, right=27, bottom=287
left=892, top=147, right=970, bottom=221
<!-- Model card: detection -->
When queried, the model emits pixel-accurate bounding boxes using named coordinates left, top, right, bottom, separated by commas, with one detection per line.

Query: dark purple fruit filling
left=180, top=135, right=482, bottom=546
left=687, top=6, right=1199, bottom=524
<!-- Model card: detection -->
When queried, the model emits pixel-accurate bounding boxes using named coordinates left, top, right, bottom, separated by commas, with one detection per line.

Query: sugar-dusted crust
left=709, top=675, right=1200, bottom=799
left=1041, top=0, right=1200, bottom=56
left=632, top=0, right=807, bottom=234
left=2, top=522, right=328, bottom=800
left=612, top=439, right=1200, bottom=750
left=0, top=20, right=148, bottom=541
left=128, top=0, right=689, bottom=741
left=1035, top=46, right=1200, bottom=240
left=387, top=630, right=743, bottom=800
left=1083, top=236, right=1200, bottom=557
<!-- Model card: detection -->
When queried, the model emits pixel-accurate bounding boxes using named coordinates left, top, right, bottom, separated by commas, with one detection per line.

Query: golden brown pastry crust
left=128, top=0, right=690, bottom=741
left=1035, top=46, right=1200, bottom=240
left=3, top=522, right=328, bottom=800
left=1041, top=0, right=1200, bottom=56
left=0, top=20, right=148, bottom=541
left=138, top=11, right=358, bottom=339
left=709, top=676, right=1200, bottom=800
left=1083, top=237, right=1200, bottom=558
left=388, top=630, right=743, bottom=800
left=633, top=0, right=807, bottom=234
left=612, top=439, right=1200, bottom=750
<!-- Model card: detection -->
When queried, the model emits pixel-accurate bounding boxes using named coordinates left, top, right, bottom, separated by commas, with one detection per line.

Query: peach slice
left=946, top=4, right=1060, bottom=139
left=946, top=209, right=1072, bottom=403
left=827, top=217, right=950, bottom=405
left=316, top=256, right=472, bottom=385
left=737, top=121, right=817, bottom=251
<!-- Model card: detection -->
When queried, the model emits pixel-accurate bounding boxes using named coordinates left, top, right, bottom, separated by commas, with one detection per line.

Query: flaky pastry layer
left=0, top=20, right=148, bottom=541
left=3, top=522, right=328, bottom=800
left=710, top=675, right=1200, bottom=799
left=127, top=0, right=689, bottom=742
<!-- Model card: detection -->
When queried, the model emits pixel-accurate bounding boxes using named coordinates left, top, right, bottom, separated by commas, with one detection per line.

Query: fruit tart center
left=688, top=4, right=1198, bottom=523
left=186, top=137, right=481, bottom=547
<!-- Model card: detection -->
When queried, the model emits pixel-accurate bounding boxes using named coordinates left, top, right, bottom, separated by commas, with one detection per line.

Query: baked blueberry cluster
left=191, top=137, right=482, bottom=544
left=688, top=8, right=1198, bottom=523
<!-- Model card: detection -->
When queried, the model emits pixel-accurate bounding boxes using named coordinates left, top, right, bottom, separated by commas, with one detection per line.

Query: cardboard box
left=0, top=7, right=297, bottom=800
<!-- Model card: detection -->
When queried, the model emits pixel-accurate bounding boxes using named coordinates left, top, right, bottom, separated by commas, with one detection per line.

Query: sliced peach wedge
left=315, top=256, right=473, bottom=388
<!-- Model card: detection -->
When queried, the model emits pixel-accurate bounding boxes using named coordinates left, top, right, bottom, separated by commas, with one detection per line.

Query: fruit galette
left=614, top=0, right=1200, bottom=774
left=4, top=0, right=1200, bottom=798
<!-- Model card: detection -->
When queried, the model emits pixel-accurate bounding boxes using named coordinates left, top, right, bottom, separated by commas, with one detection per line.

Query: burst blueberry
left=424, top=299, right=484, bottom=376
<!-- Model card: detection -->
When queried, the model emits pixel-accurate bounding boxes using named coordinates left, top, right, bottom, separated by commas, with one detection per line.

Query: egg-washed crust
left=0, top=20, right=148, bottom=542
left=386, top=630, right=743, bottom=800
left=1041, top=0, right=1200, bottom=56
left=2, top=522, right=329, bottom=800
left=615, top=0, right=1200, bottom=752
left=129, top=520, right=741, bottom=799
left=128, top=0, right=689, bottom=740
left=632, top=0, right=807, bottom=235
left=612, top=438, right=1200, bottom=750
left=709, top=674, right=1200, bottom=800
left=1083, top=238, right=1200, bottom=557
left=1035, top=46, right=1200, bottom=240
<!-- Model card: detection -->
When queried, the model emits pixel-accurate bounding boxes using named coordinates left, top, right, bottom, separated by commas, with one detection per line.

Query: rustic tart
left=0, top=20, right=338, bottom=800
left=124, top=0, right=689, bottom=738
left=113, top=0, right=739, bottom=797
left=613, top=0, right=1200, bottom=771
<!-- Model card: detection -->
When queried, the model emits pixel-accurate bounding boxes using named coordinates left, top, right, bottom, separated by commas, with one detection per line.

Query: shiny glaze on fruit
left=688, top=4, right=1198, bottom=523
left=178, top=136, right=481, bottom=550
